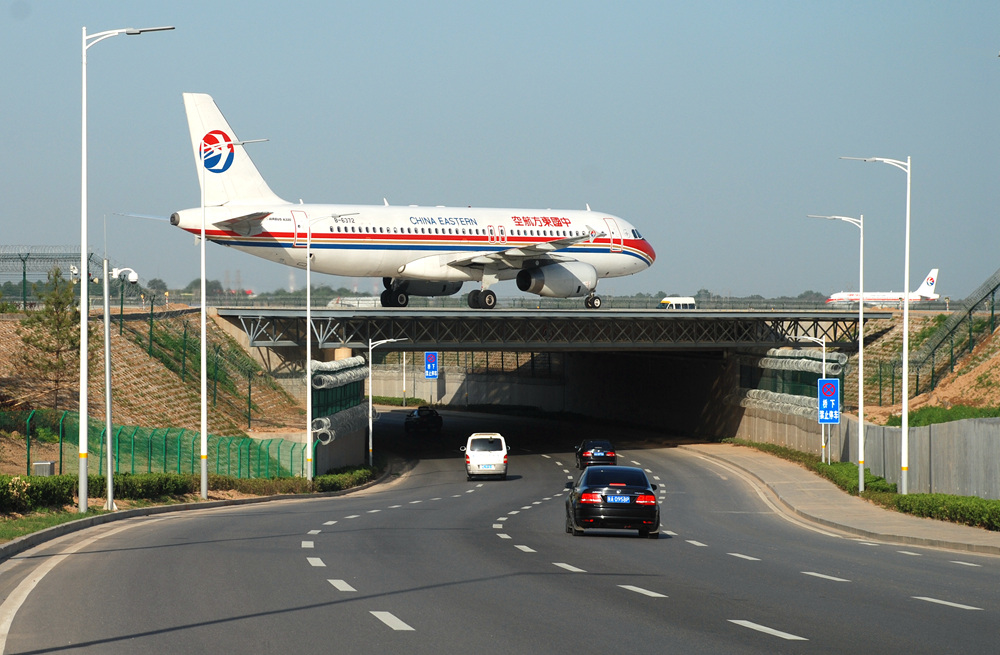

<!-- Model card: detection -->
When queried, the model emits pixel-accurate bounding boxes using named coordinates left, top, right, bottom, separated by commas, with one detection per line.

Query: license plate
left=593, top=451, right=604, bottom=456
left=482, top=464, right=494, bottom=469
left=607, top=495, right=630, bottom=503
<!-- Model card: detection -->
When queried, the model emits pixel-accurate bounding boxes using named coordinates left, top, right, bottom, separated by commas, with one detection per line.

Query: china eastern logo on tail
left=168, top=93, right=656, bottom=310
left=200, top=130, right=234, bottom=173
left=826, top=268, right=940, bottom=306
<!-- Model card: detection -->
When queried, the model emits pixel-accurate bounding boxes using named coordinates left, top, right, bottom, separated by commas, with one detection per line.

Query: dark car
left=404, top=406, right=443, bottom=434
left=565, top=465, right=659, bottom=538
left=574, top=439, right=617, bottom=469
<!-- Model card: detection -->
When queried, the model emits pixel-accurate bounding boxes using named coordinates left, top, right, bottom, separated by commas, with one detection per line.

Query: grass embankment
left=0, top=458, right=384, bottom=544
left=885, top=404, right=1000, bottom=427
left=724, top=438, right=1000, bottom=532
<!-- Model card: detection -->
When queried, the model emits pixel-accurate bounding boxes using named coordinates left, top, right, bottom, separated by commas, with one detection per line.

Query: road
left=1, top=410, right=997, bottom=653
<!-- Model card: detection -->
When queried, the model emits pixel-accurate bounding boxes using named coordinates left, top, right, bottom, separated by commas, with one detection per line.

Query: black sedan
left=404, top=406, right=443, bottom=435
left=565, top=466, right=660, bottom=538
left=574, top=439, right=618, bottom=469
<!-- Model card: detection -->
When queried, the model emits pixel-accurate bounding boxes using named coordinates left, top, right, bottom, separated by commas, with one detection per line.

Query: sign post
left=818, top=378, right=841, bottom=464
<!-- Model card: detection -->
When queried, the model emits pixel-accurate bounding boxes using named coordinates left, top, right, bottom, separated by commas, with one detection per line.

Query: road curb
left=679, top=444, right=1000, bottom=557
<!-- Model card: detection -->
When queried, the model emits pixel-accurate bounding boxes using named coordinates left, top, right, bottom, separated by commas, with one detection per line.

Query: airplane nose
left=642, top=239, right=656, bottom=266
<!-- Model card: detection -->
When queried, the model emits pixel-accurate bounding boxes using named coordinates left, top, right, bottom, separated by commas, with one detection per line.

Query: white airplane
left=169, top=93, right=656, bottom=309
left=825, top=268, right=940, bottom=306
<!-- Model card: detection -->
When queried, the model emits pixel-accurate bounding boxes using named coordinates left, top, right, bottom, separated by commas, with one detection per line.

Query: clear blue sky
left=2, top=1, right=998, bottom=299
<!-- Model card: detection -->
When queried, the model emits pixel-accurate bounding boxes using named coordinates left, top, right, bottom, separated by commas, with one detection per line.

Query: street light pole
left=101, top=263, right=138, bottom=511
left=809, top=214, right=865, bottom=490
left=843, top=155, right=912, bottom=493
left=80, top=24, right=173, bottom=513
left=198, top=136, right=266, bottom=498
left=368, top=338, right=407, bottom=467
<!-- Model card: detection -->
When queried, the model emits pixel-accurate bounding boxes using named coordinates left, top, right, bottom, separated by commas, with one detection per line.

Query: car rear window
left=469, top=438, right=504, bottom=452
left=583, top=468, right=648, bottom=487
left=584, top=441, right=613, bottom=450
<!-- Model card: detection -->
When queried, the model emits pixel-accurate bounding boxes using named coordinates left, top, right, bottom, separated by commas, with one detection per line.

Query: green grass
left=0, top=507, right=110, bottom=542
left=885, top=404, right=1000, bottom=427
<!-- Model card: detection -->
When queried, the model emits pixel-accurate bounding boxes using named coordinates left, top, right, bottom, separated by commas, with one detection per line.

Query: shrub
left=0, top=474, right=75, bottom=513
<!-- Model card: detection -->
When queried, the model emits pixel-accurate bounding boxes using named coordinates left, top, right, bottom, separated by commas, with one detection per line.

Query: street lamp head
left=126, top=26, right=175, bottom=35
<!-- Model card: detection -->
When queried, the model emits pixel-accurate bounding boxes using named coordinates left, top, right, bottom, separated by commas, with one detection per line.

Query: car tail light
left=465, top=455, right=470, bottom=465
left=579, top=492, right=602, bottom=504
left=503, top=455, right=508, bottom=464
left=636, top=494, right=656, bottom=505
left=606, top=451, right=616, bottom=457
left=582, top=450, right=593, bottom=457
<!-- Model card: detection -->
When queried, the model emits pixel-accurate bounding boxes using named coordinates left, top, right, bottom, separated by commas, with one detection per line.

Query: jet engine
left=515, top=262, right=598, bottom=298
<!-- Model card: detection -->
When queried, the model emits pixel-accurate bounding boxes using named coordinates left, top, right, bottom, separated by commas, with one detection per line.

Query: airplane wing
left=214, top=212, right=272, bottom=236
left=446, top=226, right=606, bottom=270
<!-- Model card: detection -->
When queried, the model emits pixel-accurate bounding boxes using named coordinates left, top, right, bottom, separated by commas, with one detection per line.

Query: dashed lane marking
left=686, top=540, right=708, bottom=547
left=553, top=562, right=586, bottom=573
left=307, top=530, right=321, bottom=535
left=328, top=579, right=356, bottom=592
left=302, top=541, right=314, bottom=549
left=324, top=521, right=337, bottom=526
left=371, top=611, right=415, bottom=631
left=950, top=561, right=981, bottom=567
left=728, top=553, right=760, bottom=561
left=497, top=534, right=511, bottom=539
left=802, top=572, right=850, bottom=582
left=729, top=620, right=807, bottom=641
left=515, top=545, right=536, bottom=553
left=913, top=596, right=983, bottom=611
left=307, top=557, right=326, bottom=567
left=897, top=551, right=921, bottom=556
left=619, top=585, right=667, bottom=598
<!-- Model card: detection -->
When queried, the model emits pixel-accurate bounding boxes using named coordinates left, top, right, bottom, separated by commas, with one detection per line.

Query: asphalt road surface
left=1, top=410, right=997, bottom=654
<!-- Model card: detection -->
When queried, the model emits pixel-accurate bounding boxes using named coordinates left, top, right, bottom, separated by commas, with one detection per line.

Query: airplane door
left=292, top=210, right=307, bottom=247
left=603, top=218, right=623, bottom=252
left=498, top=225, right=507, bottom=244
left=488, top=225, right=496, bottom=244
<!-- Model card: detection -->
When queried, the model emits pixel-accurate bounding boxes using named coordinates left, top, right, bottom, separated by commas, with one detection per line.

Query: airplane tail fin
left=182, top=93, right=287, bottom=207
left=915, top=268, right=939, bottom=299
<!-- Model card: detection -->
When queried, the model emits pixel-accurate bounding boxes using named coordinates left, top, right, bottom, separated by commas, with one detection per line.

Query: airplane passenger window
left=329, top=227, right=333, bottom=232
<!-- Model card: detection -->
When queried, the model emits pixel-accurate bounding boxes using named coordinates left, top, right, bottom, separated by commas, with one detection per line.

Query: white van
left=460, top=433, right=509, bottom=481
left=658, top=296, right=696, bottom=310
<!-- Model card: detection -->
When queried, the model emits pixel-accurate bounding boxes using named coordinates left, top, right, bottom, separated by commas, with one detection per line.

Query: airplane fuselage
left=172, top=203, right=655, bottom=282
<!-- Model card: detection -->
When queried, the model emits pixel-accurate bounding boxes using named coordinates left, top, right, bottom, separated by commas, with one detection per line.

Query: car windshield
left=469, top=438, right=504, bottom=452
left=583, top=468, right=648, bottom=488
left=583, top=441, right=613, bottom=450
left=417, top=409, right=434, bottom=416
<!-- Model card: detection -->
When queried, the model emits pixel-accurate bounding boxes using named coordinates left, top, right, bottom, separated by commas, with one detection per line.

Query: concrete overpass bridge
left=211, top=307, right=888, bottom=443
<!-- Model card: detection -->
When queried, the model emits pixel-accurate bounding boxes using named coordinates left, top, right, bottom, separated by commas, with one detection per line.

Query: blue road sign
left=425, top=351, right=439, bottom=379
left=818, top=378, right=840, bottom=424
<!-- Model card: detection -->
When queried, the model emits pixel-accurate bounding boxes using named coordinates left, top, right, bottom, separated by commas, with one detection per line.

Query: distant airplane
left=826, top=268, right=940, bottom=306
left=169, top=93, right=656, bottom=309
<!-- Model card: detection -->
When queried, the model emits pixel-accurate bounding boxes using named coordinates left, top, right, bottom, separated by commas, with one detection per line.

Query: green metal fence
left=3, top=409, right=315, bottom=479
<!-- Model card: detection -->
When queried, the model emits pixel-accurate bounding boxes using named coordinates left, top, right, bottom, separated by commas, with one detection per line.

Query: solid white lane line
left=307, top=530, right=321, bottom=535
left=0, top=520, right=153, bottom=654
left=328, top=579, right=356, bottom=592
left=802, top=572, right=850, bottom=582
left=729, top=620, right=807, bottom=641
left=619, top=585, right=667, bottom=598
left=371, top=611, right=415, bottom=631
left=728, top=553, right=760, bottom=561
left=301, top=541, right=314, bottom=549
left=913, top=596, right=983, bottom=611
left=950, top=561, right=981, bottom=567
left=686, top=540, right=708, bottom=547
left=515, top=545, right=536, bottom=553
left=553, top=562, right=586, bottom=573
left=307, top=557, right=326, bottom=567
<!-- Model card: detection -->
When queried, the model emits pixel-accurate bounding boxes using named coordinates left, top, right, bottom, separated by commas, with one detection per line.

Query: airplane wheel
left=591, top=295, right=602, bottom=309
left=480, top=290, right=497, bottom=309
left=584, top=296, right=593, bottom=309
left=394, top=291, right=409, bottom=307
left=380, top=290, right=395, bottom=307
left=467, top=290, right=481, bottom=309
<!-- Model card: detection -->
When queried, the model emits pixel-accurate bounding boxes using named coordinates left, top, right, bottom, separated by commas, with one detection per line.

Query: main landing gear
left=584, top=294, right=602, bottom=309
left=467, top=289, right=497, bottom=309
left=380, top=289, right=409, bottom=307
